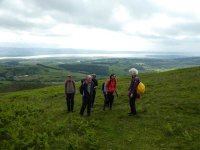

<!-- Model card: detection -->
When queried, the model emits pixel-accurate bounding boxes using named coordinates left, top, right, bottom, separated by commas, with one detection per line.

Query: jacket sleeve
left=128, top=80, right=133, bottom=91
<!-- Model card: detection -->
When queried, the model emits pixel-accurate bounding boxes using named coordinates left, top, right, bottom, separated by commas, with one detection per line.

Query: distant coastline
left=0, top=48, right=199, bottom=60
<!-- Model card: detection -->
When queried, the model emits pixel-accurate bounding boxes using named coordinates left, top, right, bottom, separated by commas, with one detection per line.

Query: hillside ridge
left=0, top=66, right=199, bottom=149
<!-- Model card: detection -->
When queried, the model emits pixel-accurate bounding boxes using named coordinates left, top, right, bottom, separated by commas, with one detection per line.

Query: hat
left=67, top=75, right=72, bottom=77
left=129, top=68, right=138, bottom=75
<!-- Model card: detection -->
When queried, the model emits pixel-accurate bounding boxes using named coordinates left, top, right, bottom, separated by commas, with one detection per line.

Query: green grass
left=0, top=67, right=200, bottom=150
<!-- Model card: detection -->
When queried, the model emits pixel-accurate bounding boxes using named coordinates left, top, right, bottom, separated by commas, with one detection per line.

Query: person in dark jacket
left=128, top=68, right=140, bottom=115
left=65, top=75, right=76, bottom=112
left=91, top=74, right=98, bottom=108
left=80, top=75, right=94, bottom=116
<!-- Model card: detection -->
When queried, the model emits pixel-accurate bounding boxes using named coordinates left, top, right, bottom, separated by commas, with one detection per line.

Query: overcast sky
left=0, top=0, right=199, bottom=52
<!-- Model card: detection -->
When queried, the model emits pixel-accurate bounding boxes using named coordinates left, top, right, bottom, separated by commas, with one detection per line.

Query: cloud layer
left=0, top=0, right=199, bottom=52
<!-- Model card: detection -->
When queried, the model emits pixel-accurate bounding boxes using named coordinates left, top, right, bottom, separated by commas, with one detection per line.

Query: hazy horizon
left=0, top=47, right=199, bottom=60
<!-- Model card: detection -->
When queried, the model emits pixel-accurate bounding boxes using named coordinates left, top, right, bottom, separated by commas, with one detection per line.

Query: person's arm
left=128, top=80, right=134, bottom=97
left=129, top=80, right=133, bottom=91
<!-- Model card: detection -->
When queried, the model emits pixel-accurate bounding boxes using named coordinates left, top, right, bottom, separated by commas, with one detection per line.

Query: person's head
left=110, top=74, right=116, bottom=80
left=67, top=75, right=72, bottom=80
left=92, top=74, right=96, bottom=79
left=86, top=75, right=92, bottom=83
left=129, top=68, right=138, bottom=78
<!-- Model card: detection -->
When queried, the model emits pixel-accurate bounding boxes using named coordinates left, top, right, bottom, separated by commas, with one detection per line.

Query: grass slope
left=0, top=67, right=200, bottom=150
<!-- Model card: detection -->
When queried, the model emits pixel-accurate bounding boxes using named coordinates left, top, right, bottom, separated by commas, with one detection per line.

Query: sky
left=0, top=0, right=200, bottom=52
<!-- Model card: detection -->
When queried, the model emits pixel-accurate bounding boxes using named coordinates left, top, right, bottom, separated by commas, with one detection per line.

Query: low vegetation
left=0, top=67, right=199, bottom=149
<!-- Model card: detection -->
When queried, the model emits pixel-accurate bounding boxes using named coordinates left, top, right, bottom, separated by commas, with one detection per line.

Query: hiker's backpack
left=137, top=82, right=145, bottom=94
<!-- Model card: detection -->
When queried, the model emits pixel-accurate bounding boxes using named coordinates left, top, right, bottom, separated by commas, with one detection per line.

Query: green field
left=0, top=67, right=200, bottom=149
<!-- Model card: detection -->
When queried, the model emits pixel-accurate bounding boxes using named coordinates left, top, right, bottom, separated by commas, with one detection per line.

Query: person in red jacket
left=106, top=74, right=117, bottom=110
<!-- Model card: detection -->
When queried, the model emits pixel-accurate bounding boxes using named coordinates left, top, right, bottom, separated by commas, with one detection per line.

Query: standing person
left=128, top=68, right=140, bottom=116
left=80, top=75, right=94, bottom=116
left=106, top=74, right=117, bottom=110
left=65, top=75, right=76, bottom=113
left=102, top=82, right=108, bottom=110
left=91, top=74, right=98, bottom=108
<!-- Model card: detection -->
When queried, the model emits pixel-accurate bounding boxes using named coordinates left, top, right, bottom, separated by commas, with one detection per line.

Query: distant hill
left=1, top=57, right=200, bottom=88
left=0, top=67, right=200, bottom=149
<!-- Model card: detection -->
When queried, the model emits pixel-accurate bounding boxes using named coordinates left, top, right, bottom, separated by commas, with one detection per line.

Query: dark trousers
left=80, top=97, right=92, bottom=116
left=66, top=93, right=74, bottom=112
left=107, top=92, right=114, bottom=109
left=91, top=91, right=96, bottom=107
left=129, top=94, right=137, bottom=114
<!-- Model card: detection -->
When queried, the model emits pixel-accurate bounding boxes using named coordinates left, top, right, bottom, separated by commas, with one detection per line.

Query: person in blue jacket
left=128, top=68, right=140, bottom=116
left=102, top=82, right=108, bottom=110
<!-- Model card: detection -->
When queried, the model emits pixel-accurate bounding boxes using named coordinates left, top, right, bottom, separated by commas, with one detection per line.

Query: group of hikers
left=64, top=68, right=142, bottom=116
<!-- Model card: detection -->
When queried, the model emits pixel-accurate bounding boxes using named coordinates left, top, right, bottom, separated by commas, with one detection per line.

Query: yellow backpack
left=137, top=82, right=145, bottom=94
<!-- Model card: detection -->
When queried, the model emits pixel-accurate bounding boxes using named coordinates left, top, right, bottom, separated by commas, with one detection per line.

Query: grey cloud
left=0, top=15, right=33, bottom=30
left=120, top=0, right=159, bottom=19
left=0, top=0, right=199, bottom=53
left=31, top=0, right=121, bottom=30
left=0, top=0, right=160, bottom=31
left=0, top=1, right=54, bottom=31
left=156, top=38, right=200, bottom=52
left=0, top=14, right=54, bottom=31
left=167, top=22, right=200, bottom=35
left=30, top=0, right=159, bottom=29
left=137, top=21, right=200, bottom=41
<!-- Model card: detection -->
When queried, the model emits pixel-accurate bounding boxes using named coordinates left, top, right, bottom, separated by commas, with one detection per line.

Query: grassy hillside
left=0, top=67, right=200, bottom=150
